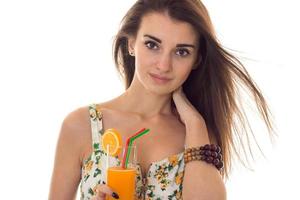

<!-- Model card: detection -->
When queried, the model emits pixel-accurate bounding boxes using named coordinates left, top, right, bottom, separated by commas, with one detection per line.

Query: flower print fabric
left=80, top=104, right=185, bottom=200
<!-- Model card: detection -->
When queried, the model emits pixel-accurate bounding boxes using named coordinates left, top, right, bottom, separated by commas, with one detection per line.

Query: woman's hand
left=172, top=86, right=210, bottom=146
left=91, top=183, right=119, bottom=200
left=172, top=86, right=204, bottom=126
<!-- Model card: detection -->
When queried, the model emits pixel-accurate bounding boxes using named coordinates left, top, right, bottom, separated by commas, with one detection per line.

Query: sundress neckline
left=95, top=104, right=184, bottom=179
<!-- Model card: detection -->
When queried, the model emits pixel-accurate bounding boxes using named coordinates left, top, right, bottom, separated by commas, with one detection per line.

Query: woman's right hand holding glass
left=91, top=182, right=119, bottom=200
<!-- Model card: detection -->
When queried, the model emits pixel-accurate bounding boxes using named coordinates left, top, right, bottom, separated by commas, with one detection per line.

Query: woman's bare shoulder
left=58, top=105, right=92, bottom=153
left=61, top=105, right=91, bottom=132
left=61, top=101, right=117, bottom=137
left=59, top=102, right=117, bottom=147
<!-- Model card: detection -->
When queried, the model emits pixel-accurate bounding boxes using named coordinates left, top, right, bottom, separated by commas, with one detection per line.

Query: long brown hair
left=112, top=0, right=275, bottom=178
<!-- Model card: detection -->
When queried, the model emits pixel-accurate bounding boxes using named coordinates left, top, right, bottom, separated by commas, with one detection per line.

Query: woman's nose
left=156, top=53, right=172, bottom=72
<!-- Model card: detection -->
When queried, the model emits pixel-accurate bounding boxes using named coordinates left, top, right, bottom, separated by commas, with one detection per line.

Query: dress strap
left=88, top=104, right=104, bottom=152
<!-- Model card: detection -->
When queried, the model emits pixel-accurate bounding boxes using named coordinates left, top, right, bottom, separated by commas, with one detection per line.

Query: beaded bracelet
left=184, top=144, right=224, bottom=171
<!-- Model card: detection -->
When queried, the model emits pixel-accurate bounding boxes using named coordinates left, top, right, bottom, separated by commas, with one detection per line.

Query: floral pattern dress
left=80, top=104, right=185, bottom=200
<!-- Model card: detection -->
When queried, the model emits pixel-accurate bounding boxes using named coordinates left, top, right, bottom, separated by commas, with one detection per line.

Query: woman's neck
left=116, top=86, right=174, bottom=119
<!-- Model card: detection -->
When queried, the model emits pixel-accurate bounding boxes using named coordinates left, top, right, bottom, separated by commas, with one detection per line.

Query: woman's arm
left=49, top=111, right=85, bottom=200
left=182, top=120, right=226, bottom=200
left=172, top=87, right=226, bottom=200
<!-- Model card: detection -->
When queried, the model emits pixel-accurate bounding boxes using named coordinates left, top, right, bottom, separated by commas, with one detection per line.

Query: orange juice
left=107, top=166, right=137, bottom=200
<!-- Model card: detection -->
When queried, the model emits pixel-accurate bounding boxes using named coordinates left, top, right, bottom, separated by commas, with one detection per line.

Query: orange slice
left=101, top=128, right=122, bottom=156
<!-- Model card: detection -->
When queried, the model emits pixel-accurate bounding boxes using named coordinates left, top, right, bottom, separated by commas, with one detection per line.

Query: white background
left=0, top=0, right=299, bottom=199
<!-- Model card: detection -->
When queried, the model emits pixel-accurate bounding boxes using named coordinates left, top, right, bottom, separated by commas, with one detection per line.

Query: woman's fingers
left=91, top=183, right=119, bottom=200
left=172, top=86, right=202, bottom=124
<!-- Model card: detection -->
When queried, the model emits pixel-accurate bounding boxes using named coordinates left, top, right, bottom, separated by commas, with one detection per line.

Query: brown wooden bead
left=216, top=146, right=221, bottom=153
left=213, top=158, right=220, bottom=165
left=205, top=150, right=211, bottom=156
left=206, top=156, right=213, bottom=163
left=204, top=144, right=210, bottom=150
left=210, top=144, right=217, bottom=151
left=216, top=161, right=224, bottom=169
left=211, top=152, right=218, bottom=158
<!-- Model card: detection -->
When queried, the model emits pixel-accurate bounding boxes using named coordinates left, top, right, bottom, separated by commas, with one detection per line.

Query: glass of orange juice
left=105, top=144, right=138, bottom=200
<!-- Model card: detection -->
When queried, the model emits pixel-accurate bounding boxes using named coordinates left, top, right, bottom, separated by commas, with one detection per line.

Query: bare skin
left=49, top=97, right=186, bottom=200
left=94, top=102, right=186, bottom=177
left=49, top=11, right=225, bottom=200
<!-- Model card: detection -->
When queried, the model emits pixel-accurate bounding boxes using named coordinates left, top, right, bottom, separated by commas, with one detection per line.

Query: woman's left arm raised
left=172, top=87, right=226, bottom=200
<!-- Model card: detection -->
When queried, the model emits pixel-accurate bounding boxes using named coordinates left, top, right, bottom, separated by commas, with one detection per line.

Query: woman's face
left=128, top=12, right=199, bottom=95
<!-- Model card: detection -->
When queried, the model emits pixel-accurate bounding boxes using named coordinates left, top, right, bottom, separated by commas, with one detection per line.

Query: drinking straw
left=121, top=128, right=150, bottom=168
left=125, top=129, right=150, bottom=168
left=121, top=128, right=145, bottom=168
left=122, top=128, right=145, bottom=166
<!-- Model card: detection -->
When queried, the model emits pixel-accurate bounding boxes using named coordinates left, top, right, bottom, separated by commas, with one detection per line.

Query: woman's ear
left=127, top=37, right=136, bottom=54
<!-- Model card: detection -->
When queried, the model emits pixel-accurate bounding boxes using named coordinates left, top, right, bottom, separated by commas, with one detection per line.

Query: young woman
left=49, top=0, right=274, bottom=199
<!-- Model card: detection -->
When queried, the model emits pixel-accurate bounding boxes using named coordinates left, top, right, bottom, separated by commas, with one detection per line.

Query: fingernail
left=112, top=192, right=119, bottom=199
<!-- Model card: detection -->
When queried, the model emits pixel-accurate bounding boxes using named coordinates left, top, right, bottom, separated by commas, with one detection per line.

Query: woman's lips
left=149, top=73, right=172, bottom=84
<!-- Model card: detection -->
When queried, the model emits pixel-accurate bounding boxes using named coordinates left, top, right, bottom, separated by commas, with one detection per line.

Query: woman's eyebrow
left=144, top=34, right=162, bottom=43
left=144, top=34, right=195, bottom=48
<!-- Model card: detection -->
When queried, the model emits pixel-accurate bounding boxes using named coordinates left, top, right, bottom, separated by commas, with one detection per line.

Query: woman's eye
left=176, top=49, right=190, bottom=57
left=144, top=41, right=158, bottom=50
